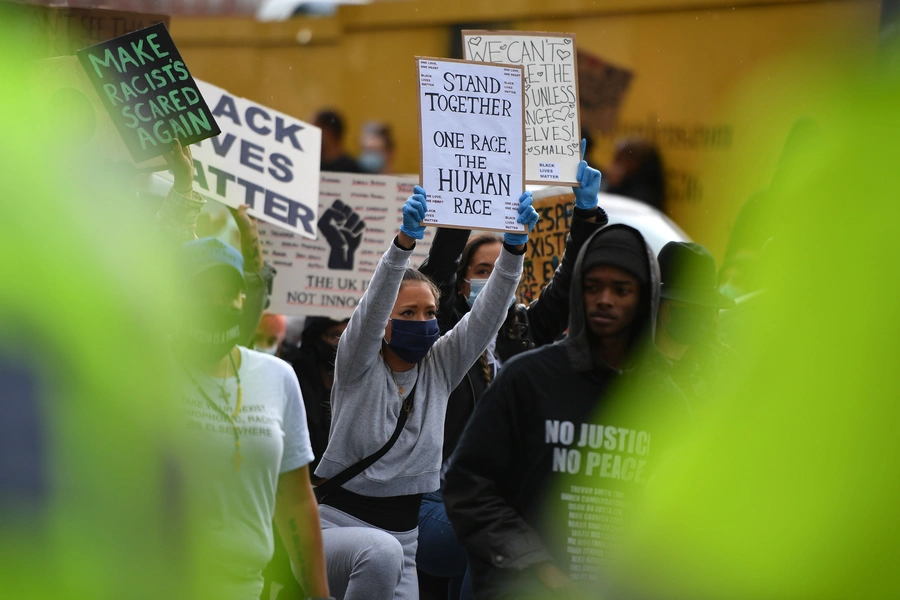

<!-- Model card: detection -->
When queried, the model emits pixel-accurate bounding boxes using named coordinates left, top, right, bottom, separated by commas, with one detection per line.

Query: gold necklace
left=183, top=350, right=245, bottom=471
left=389, top=368, right=415, bottom=413
left=389, top=369, right=406, bottom=396
left=381, top=347, right=413, bottom=412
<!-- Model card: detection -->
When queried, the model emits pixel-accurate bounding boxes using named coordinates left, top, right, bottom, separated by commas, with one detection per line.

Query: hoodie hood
left=565, top=224, right=661, bottom=373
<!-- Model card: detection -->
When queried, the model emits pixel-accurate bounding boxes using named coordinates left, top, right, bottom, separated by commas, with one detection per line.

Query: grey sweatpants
left=319, top=505, right=419, bottom=600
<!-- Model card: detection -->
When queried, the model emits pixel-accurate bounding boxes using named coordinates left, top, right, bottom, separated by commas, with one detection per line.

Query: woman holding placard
left=313, top=185, right=538, bottom=599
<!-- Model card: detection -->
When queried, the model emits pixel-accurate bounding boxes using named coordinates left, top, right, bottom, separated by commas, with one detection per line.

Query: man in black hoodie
left=444, top=224, right=690, bottom=599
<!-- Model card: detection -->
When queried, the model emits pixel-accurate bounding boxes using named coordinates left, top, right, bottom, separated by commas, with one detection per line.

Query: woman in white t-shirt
left=174, top=234, right=331, bottom=600
left=160, top=139, right=329, bottom=599
left=174, top=234, right=331, bottom=599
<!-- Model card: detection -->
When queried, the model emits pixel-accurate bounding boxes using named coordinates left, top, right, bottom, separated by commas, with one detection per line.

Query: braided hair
left=477, top=351, right=492, bottom=386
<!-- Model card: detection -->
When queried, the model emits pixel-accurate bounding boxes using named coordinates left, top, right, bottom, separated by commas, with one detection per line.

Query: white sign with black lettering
left=158, top=80, right=321, bottom=239
left=417, top=57, right=525, bottom=233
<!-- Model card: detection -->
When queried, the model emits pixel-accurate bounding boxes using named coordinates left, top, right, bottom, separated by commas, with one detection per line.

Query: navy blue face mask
left=386, top=318, right=440, bottom=363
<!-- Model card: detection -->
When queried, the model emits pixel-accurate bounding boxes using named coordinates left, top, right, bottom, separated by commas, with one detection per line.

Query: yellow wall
left=171, top=0, right=880, bottom=257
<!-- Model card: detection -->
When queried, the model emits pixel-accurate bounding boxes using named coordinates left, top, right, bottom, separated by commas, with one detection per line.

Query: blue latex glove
left=504, top=191, right=539, bottom=246
left=400, top=185, right=427, bottom=240
left=573, top=139, right=602, bottom=210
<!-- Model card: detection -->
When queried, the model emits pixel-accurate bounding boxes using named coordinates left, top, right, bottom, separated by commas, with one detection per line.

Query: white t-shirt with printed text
left=179, top=346, right=313, bottom=600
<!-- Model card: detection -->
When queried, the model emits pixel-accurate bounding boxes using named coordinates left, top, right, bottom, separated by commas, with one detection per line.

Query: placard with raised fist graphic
left=318, top=200, right=367, bottom=271
left=257, top=173, right=434, bottom=319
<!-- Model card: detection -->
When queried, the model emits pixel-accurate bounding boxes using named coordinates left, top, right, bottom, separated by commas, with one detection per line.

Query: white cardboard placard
left=462, top=31, right=581, bottom=186
left=417, top=57, right=525, bottom=233
left=258, top=173, right=433, bottom=319
left=158, top=80, right=322, bottom=239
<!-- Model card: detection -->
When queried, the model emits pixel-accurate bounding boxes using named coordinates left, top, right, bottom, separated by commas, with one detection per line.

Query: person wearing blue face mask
left=312, top=185, right=537, bottom=600
left=358, top=121, right=395, bottom=175
left=415, top=141, right=606, bottom=600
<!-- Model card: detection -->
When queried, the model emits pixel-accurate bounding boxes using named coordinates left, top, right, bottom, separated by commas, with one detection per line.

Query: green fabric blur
left=0, top=13, right=212, bottom=600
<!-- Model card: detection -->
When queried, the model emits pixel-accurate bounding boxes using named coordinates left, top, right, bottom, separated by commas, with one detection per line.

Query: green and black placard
left=76, top=22, right=220, bottom=163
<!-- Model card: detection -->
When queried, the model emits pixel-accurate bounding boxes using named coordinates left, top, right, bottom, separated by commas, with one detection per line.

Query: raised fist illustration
left=318, top=199, right=366, bottom=270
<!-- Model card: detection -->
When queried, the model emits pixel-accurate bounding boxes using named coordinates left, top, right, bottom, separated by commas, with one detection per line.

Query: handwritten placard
left=517, top=187, right=575, bottom=305
left=417, top=57, right=525, bottom=233
left=462, top=31, right=581, bottom=186
left=10, top=4, right=170, bottom=60
left=258, top=173, right=434, bottom=319
left=578, top=50, right=633, bottom=133
left=157, top=80, right=321, bottom=240
left=76, top=22, right=220, bottom=163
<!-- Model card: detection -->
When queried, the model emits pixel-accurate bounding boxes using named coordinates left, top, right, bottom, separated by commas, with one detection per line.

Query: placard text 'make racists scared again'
left=77, top=23, right=219, bottom=162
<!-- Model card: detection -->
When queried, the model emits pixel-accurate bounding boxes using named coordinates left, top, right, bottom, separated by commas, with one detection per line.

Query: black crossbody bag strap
left=314, top=383, right=416, bottom=503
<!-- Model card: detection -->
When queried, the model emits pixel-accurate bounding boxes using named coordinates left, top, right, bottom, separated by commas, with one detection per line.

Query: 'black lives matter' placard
left=76, top=22, right=220, bottom=163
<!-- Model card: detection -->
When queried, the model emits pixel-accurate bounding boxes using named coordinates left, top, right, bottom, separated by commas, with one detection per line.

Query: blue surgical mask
left=386, top=318, right=440, bottom=363
left=466, top=278, right=517, bottom=309
left=466, top=278, right=488, bottom=308
left=359, top=151, right=386, bottom=174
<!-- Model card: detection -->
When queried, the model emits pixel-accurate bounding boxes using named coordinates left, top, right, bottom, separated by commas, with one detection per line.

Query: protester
left=600, top=137, right=666, bottom=212
left=281, top=316, right=350, bottom=470
left=444, top=224, right=691, bottom=599
left=253, top=312, right=287, bottom=355
left=359, top=121, right=395, bottom=174
left=160, top=140, right=329, bottom=599
left=174, top=236, right=329, bottom=600
left=284, top=316, right=308, bottom=347
left=716, top=241, right=772, bottom=352
left=262, top=316, right=350, bottom=600
left=655, top=242, right=735, bottom=410
left=158, top=140, right=276, bottom=348
left=315, top=109, right=361, bottom=173
left=416, top=143, right=605, bottom=600
left=313, top=185, right=538, bottom=599
left=716, top=123, right=818, bottom=349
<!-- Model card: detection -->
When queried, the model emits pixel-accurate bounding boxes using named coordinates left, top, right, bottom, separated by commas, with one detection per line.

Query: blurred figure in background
left=717, top=121, right=818, bottom=352
left=315, top=109, right=361, bottom=173
left=600, top=52, right=900, bottom=600
left=253, top=312, right=287, bottom=356
left=655, top=242, right=735, bottom=412
left=601, top=137, right=666, bottom=213
left=158, top=141, right=275, bottom=348
left=281, top=316, right=349, bottom=471
left=359, top=121, right=396, bottom=175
